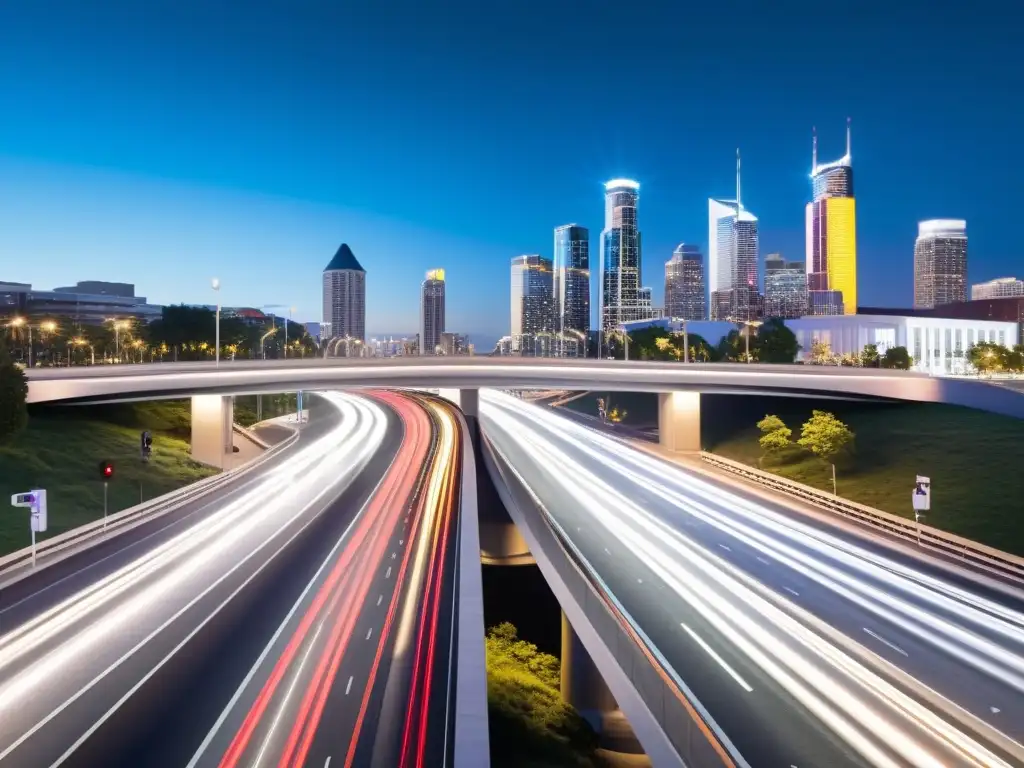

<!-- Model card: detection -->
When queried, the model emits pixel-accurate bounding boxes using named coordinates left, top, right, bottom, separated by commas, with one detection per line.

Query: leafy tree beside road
left=756, top=414, right=792, bottom=456
left=881, top=346, right=913, bottom=370
left=0, top=346, right=28, bottom=443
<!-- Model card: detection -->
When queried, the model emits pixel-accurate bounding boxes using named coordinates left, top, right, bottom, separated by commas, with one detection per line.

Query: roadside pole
left=11, top=490, right=47, bottom=567
left=912, top=475, right=931, bottom=546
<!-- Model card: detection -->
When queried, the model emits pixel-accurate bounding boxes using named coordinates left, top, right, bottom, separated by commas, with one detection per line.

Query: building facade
left=914, top=219, right=968, bottom=309
left=1, top=280, right=163, bottom=325
left=805, top=122, right=858, bottom=315
left=510, top=254, right=554, bottom=354
left=322, top=243, right=366, bottom=350
left=665, top=244, right=706, bottom=320
left=419, top=268, right=446, bottom=355
left=764, top=254, right=808, bottom=319
left=553, top=224, right=590, bottom=343
left=708, top=150, right=760, bottom=321
left=785, top=313, right=1017, bottom=375
left=599, top=179, right=643, bottom=333
left=972, top=277, right=1024, bottom=301
left=439, top=331, right=469, bottom=356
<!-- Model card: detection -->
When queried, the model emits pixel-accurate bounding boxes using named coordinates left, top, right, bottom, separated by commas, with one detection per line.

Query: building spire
left=812, top=126, right=818, bottom=172
left=735, top=147, right=742, bottom=209
left=846, top=116, right=852, bottom=158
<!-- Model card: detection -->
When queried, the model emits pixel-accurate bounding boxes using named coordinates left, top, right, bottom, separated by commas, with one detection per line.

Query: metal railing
left=699, top=452, right=1024, bottom=584
left=0, top=425, right=299, bottom=584
left=484, top=436, right=733, bottom=768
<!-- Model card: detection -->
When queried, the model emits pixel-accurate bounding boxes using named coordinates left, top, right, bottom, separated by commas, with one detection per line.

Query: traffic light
left=140, top=431, right=153, bottom=461
left=99, top=460, right=114, bottom=481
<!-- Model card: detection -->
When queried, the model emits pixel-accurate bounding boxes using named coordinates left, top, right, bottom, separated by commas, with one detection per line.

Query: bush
left=0, top=346, right=28, bottom=443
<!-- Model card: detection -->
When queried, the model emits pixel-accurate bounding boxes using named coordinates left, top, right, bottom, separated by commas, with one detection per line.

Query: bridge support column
left=658, top=391, right=701, bottom=453
left=561, top=610, right=616, bottom=732
left=191, top=395, right=234, bottom=469
left=438, top=387, right=479, bottom=419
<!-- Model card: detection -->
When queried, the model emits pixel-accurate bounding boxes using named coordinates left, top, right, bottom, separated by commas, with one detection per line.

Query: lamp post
left=617, top=326, right=630, bottom=361
left=283, top=306, right=296, bottom=357
left=211, top=278, right=221, bottom=365
left=6, top=317, right=31, bottom=368
left=260, top=327, right=277, bottom=359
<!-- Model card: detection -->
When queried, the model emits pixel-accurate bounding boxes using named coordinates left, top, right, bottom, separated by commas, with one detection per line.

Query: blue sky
left=0, top=1, right=1019, bottom=347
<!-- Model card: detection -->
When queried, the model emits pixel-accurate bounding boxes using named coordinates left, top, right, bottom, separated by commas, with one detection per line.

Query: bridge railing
left=0, top=425, right=299, bottom=586
left=699, top=452, right=1024, bottom=585
left=484, top=436, right=734, bottom=768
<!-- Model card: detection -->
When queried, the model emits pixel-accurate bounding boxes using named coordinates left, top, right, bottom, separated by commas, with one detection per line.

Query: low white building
left=784, top=314, right=1019, bottom=375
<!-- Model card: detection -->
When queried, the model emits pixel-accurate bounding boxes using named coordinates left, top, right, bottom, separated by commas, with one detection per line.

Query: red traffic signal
left=99, top=460, right=114, bottom=480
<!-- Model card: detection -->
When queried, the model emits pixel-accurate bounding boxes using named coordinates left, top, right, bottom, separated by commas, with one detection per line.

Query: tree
left=860, top=343, right=880, bottom=368
left=797, top=410, right=854, bottom=464
left=807, top=339, right=835, bottom=365
left=756, top=414, right=792, bottom=454
left=881, top=345, right=913, bottom=370
left=968, top=342, right=1007, bottom=374
left=755, top=319, right=800, bottom=363
left=0, top=345, right=28, bottom=443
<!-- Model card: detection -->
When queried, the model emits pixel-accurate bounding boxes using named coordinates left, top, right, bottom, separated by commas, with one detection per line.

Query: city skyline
left=0, top=3, right=1018, bottom=345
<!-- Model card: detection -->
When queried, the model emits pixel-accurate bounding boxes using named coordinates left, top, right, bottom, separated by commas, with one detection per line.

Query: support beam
left=438, top=387, right=479, bottom=419
left=561, top=610, right=616, bottom=732
left=658, top=391, right=701, bottom=453
left=191, top=395, right=234, bottom=468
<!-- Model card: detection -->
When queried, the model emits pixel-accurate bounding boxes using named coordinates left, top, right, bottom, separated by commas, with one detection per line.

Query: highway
left=481, top=389, right=1024, bottom=768
left=0, top=390, right=463, bottom=768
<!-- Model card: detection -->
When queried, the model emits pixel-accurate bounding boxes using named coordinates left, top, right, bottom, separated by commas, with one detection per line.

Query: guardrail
left=0, top=423, right=300, bottom=583
left=699, top=452, right=1024, bottom=584
left=484, top=436, right=731, bottom=768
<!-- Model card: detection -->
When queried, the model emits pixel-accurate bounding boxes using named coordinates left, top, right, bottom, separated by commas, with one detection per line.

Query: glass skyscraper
left=599, top=179, right=642, bottom=334
left=914, top=220, right=968, bottom=309
left=764, top=254, right=809, bottom=319
left=665, top=244, right=706, bottom=320
left=806, top=121, right=858, bottom=315
left=322, top=243, right=366, bottom=350
left=553, top=224, right=590, bottom=342
left=419, top=268, right=446, bottom=355
left=510, top=254, right=554, bottom=354
left=708, top=151, right=760, bottom=321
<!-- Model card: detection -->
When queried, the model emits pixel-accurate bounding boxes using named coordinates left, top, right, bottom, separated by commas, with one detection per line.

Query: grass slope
left=486, top=623, right=599, bottom=768
left=564, top=391, right=1024, bottom=557
left=0, top=401, right=216, bottom=556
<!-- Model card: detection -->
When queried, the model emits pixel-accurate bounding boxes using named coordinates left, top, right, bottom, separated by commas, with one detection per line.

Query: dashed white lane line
left=863, top=627, right=908, bottom=657
left=680, top=622, right=753, bottom=692
left=345, top=677, right=353, bottom=695
left=637, top=578, right=643, bottom=584
left=325, top=757, right=332, bottom=768
left=783, top=587, right=800, bottom=597
left=718, top=544, right=732, bottom=552
left=377, top=594, right=383, bottom=606
left=385, top=566, right=392, bottom=578
left=366, top=627, right=374, bottom=640
left=990, top=706, right=1001, bottom=714
left=399, top=539, right=404, bottom=545
left=756, top=556, right=771, bottom=565
left=604, top=547, right=611, bottom=555
left=391, top=552, right=397, bottom=559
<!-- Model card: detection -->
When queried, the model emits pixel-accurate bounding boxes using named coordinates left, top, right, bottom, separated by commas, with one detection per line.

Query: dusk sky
left=0, top=1, right=1019, bottom=347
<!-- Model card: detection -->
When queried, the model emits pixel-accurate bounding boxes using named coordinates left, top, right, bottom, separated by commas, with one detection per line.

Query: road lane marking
left=862, top=627, right=908, bottom=657
left=756, top=556, right=770, bottom=565
left=680, top=622, right=753, bottom=692
left=637, top=578, right=643, bottom=584
left=718, top=544, right=732, bottom=552
left=783, top=587, right=800, bottom=597
left=991, top=707, right=1001, bottom=714
left=604, top=547, right=611, bottom=554
left=366, top=627, right=374, bottom=640
left=391, top=551, right=396, bottom=559
left=399, top=539, right=404, bottom=545
left=385, top=566, right=392, bottom=578
left=377, top=594, right=383, bottom=606
left=345, top=676, right=353, bottom=695
left=325, top=757, right=332, bottom=768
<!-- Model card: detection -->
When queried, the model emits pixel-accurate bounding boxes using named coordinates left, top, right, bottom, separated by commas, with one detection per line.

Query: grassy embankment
left=0, top=400, right=216, bottom=556
left=233, top=393, right=299, bottom=427
left=565, top=391, right=1024, bottom=556
left=486, top=622, right=600, bottom=768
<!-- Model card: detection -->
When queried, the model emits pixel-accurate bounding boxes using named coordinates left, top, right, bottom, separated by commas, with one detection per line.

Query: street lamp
left=260, top=327, right=277, bottom=359
left=211, top=278, right=221, bottom=366
left=6, top=317, right=31, bottom=368
left=617, top=326, right=631, bottom=361
left=105, top=318, right=130, bottom=362
left=71, top=337, right=94, bottom=365
left=730, top=318, right=763, bottom=363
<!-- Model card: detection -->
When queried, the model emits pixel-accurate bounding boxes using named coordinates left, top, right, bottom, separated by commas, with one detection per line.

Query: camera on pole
left=11, top=489, right=47, bottom=566
left=140, top=431, right=153, bottom=461
left=912, top=475, right=930, bottom=524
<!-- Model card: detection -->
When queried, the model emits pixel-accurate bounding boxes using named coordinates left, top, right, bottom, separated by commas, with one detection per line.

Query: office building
left=806, top=121, right=858, bottom=315
left=553, top=224, right=590, bottom=343
left=972, top=277, right=1024, bottom=301
left=510, top=254, right=554, bottom=354
left=599, top=179, right=643, bottom=333
left=708, top=150, right=760, bottom=321
left=419, top=268, right=446, bottom=355
left=764, top=254, right=808, bottom=319
left=439, top=331, right=469, bottom=356
left=53, top=280, right=136, bottom=298
left=914, top=219, right=968, bottom=309
left=786, top=313, right=1016, bottom=376
left=664, top=244, right=706, bottom=321
left=1, top=280, right=163, bottom=325
left=322, top=243, right=366, bottom=352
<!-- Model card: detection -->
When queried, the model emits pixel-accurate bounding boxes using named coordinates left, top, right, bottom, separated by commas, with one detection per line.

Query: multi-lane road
left=482, top=389, right=1024, bottom=768
left=0, top=390, right=463, bottom=768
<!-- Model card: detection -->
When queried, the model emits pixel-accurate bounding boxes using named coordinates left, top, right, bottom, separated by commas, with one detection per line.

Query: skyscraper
left=665, top=244, right=706, bottom=320
left=708, top=150, right=760, bottom=321
left=322, top=243, right=365, bottom=350
left=599, top=179, right=642, bottom=335
left=510, top=254, right=554, bottom=354
left=419, top=268, right=446, bottom=355
left=553, top=224, right=590, bottom=342
left=972, top=277, right=1024, bottom=301
left=914, top=220, right=968, bottom=309
left=764, top=253, right=808, bottom=318
left=806, top=121, right=857, bottom=315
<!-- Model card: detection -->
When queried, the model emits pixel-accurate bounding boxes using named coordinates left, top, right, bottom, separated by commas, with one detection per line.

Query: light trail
left=482, top=389, right=1021, bottom=767
left=0, top=392, right=389, bottom=765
